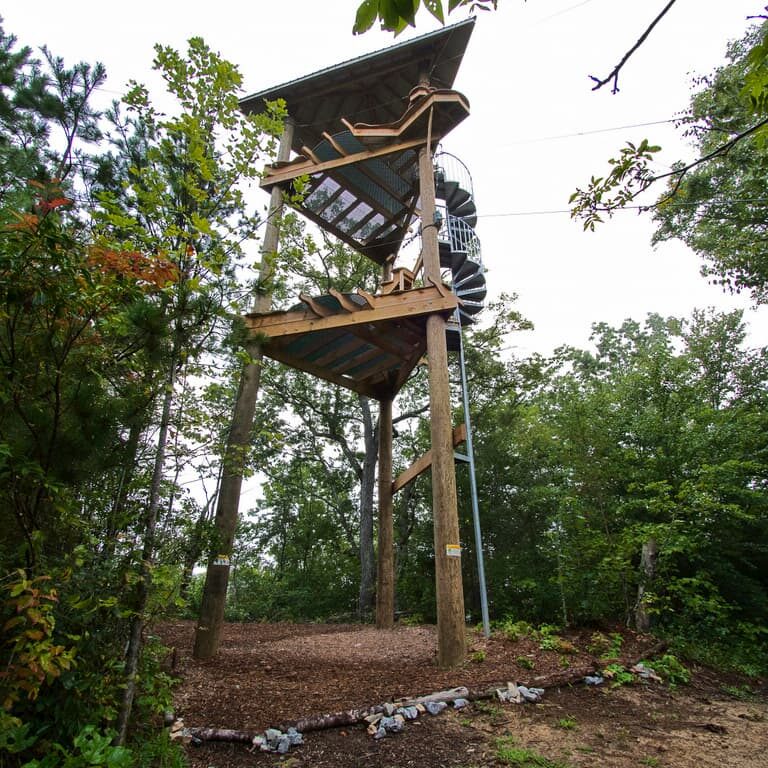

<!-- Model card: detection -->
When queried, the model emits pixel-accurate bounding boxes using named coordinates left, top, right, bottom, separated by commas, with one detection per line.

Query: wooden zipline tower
left=195, top=19, right=484, bottom=668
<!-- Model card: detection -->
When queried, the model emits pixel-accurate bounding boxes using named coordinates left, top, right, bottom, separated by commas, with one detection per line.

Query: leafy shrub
left=602, top=663, right=634, bottom=688
left=645, top=653, right=690, bottom=687
left=497, top=618, right=533, bottom=642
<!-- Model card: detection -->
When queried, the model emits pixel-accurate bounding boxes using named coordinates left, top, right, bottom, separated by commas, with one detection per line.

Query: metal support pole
left=456, top=317, right=491, bottom=637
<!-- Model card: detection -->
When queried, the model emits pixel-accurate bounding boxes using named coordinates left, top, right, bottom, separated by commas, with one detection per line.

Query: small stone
left=251, top=735, right=265, bottom=749
left=374, top=725, right=387, bottom=740
left=367, top=722, right=379, bottom=736
left=518, top=685, right=544, bottom=703
left=414, top=703, right=427, bottom=714
left=453, top=698, right=469, bottom=709
left=277, top=735, right=291, bottom=754
left=383, top=702, right=396, bottom=717
left=286, top=727, right=303, bottom=746
left=265, top=728, right=282, bottom=747
left=397, top=706, right=419, bottom=720
left=497, top=683, right=522, bottom=704
left=365, top=713, right=383, bottom=724
left=584, top=675, right=604, bottom=686
left=425, top=701, right=447, bottom=715
left=380, top=716, right=396, bottom=731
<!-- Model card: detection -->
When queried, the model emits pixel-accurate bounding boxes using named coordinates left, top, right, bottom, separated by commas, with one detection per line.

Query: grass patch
left=496, top=736, right=572, bottom=767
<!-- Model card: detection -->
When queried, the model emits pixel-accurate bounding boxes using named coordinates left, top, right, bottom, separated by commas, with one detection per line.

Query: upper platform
left=240, top=18, right=475, bottom=155
left=240, top=20, right=475, bottom=266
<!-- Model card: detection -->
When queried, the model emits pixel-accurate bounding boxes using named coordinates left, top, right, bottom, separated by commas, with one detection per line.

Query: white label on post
left=446, top=544, right=462, bottom=558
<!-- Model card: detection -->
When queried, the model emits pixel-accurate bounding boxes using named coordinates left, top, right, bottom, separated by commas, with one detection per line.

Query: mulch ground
left=155, top=620, right=768, bottom=768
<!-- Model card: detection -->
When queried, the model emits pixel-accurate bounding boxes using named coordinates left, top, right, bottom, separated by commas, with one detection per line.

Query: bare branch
left=589, top=0, right=678, bottom=94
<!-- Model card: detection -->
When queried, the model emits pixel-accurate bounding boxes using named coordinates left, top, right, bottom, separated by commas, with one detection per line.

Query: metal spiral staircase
left=433, top=152, right=486, bottom=350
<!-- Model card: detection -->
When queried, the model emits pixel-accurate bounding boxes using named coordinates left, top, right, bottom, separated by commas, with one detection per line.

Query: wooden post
left=376, top=397, right=394, bottom=629
left=193, top=119, right=295, bottom=660
left=418, top=130, right=466, bottom=667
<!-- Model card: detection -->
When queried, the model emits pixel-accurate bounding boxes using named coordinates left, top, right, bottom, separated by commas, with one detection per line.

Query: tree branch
left=589, top=0, right=678, bottom=94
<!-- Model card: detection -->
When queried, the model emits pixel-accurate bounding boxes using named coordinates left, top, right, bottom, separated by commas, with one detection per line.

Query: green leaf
left=424, top=0, right=445, bottom=23
left=353, top=0, right=380, bottom=34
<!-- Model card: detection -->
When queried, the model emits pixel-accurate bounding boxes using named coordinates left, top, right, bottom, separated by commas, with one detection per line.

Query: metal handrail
left=434, top=151, right=474, bottom=200
left=435, top=204, right=482, bottom=266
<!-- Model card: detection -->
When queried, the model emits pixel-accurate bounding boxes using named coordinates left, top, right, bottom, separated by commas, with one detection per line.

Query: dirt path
left=156, top=621, right=767, bottom=767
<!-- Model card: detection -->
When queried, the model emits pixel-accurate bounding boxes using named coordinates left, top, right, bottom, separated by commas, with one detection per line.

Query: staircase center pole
left=418, top=128, right=466, bottom=668
left=456, top=319, right=491, bottom=637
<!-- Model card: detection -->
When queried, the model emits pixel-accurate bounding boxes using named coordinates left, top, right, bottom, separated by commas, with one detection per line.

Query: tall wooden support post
left=419, top=133, right=466, bottom=667
left=376, top=397, right=394, bottom=629
left=193, top=119, right=295, bottom=660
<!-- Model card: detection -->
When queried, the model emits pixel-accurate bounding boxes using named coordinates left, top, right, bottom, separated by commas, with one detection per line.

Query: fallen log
left=184, top=641, right=669, bottom=744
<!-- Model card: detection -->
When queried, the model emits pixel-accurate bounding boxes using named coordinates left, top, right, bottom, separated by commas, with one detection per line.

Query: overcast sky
left=4, top=0, right=767, bottom=356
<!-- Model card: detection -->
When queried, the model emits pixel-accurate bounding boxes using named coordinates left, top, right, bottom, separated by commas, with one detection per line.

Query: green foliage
left=556, top=716, right=577, bottom=730
left=516, top=656, right=535, bottom=670
left=569, top=139, right=661, bottom=230
left=22, top=726, right=132, bottom=768
left=470, top=649, right=486, bottom=663
left=495, top=737, right=571, bottom=767
left=497, top=619, right=534, bottom=642
left=352, top=0, right=497, bottom=35
left=653, top=23, right=768, bottom=304
left=644, top=653, right=690, bottom=688
left=602, top=663, right=634, bottom=688
left=0, top=571, right=77, bottom=712
left=587, top=631, right=623, bottom=658
left=130, top=730, right=186, bottom=768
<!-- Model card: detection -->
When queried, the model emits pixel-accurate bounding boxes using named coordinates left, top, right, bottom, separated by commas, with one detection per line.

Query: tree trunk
left=635, top=537, right=658, bottom=632
left=114, top=346, right=178, bottom=746
left=358, top=395, right=377, bottom=617
left=193, top=120, right=294, bottom=660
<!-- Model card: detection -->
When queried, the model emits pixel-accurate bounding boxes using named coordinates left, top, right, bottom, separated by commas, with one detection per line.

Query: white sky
left=4, top=0, right=767, bottom=356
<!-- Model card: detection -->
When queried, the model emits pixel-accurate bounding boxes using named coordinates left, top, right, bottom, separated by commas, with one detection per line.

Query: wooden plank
left=310, top=335, right=367, bottom=368
left=300, top=144, right=322, bottom=164
left=265, top=346, right=379, bottom=399
left=321, top=131, right=349, bottom=156
left=355, top=288, right=376, bottom=309
left=299, top=293, right=333, bottom=318
left=392, top=423, right=466, bottom=494
left=245, top=286, right=457, bottom=339
left=329, top=288, right=364, bottom=313
left=332, top=345, right=388, bottom=375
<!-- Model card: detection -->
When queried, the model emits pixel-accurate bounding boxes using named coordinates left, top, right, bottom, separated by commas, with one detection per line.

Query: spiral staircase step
left=447, top=186, right=470, bottom=210
left=454, top=268, right=485, bottom=291
left=454, top=258, right=482, bottom=284
left=456, top=285, right=487, bottom=303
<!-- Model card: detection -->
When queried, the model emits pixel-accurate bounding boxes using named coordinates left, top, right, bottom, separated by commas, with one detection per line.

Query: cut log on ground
left=184, top=643, right=669, bottom=745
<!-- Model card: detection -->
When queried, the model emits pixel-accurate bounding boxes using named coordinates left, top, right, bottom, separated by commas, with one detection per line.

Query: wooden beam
left=392, top=423, right=467, bottom=494
left=261, top=137, right=427, bottom=189
left=245, top=286, right=457, bottom=340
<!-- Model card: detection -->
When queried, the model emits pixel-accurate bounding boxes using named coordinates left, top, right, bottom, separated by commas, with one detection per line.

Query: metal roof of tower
left=240, top=17, right=475, bottom=153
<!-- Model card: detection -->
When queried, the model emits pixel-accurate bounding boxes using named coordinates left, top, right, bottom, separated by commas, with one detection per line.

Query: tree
left=570, top=18, right=768, bottom=232
left=91, top=37, right=283, bottom=743
left=651, top=24, right=768, bottom=303
left=352, top=0, right=497, bottom=35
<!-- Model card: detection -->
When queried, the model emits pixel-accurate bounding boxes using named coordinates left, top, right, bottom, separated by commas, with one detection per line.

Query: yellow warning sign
left=446, top=544, right=462, bottom=558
